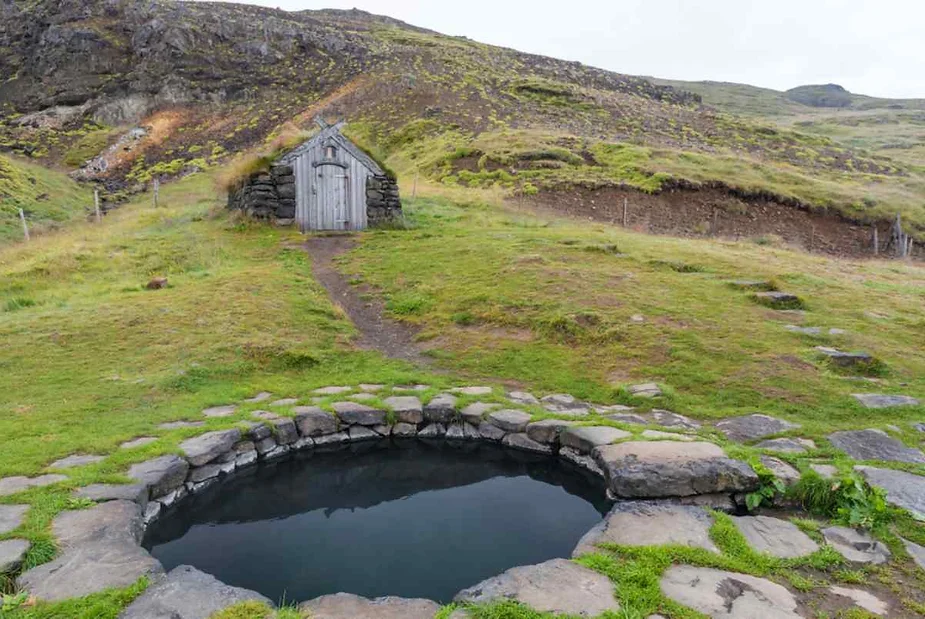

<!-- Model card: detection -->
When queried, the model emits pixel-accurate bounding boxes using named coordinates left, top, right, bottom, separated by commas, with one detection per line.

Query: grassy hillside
left=0, top=154, right=92, bottom=244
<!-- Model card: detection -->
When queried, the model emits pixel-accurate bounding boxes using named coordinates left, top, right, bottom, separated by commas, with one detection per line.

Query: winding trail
left=303, top=235, right=431, bottom=366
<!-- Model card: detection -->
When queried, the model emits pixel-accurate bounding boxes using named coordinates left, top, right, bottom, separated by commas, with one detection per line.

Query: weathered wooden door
left=316, top=163, right=350, bottom=230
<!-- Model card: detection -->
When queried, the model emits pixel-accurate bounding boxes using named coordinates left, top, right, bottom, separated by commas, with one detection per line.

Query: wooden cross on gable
left=313, top=115, right=346, bottom=131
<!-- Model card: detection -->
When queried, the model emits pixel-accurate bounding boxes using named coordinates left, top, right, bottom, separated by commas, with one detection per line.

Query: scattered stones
left=120, top=437, right=158, bottom=450
left=243, top=392, right=272, bottom=403
left=384, top=396, right=424, bottom=424
left=0, top=505, right=28, bottom=535
left=822, top=526, right=891, bottom=564
left=487, top=410, right=532, bottom=433
left=828, top=586, right=889, bottom=616
left=418, top=423, right=446, bottom=438
left=755, top=438, right=815, bottom=454
left=128, top=455, right=189, bottom=498
left=540, top=394, right=591, bottom=415
left=17, top=501, right=163, bottom=601
left=526, top=419, right=576, bottom=444
left=49, top=454, right=105, bottom=469
left=269, top=398, right=299, bottom=407
left=157, top=421, right=205, bottom=430
left=502, top=433, right=552, bottom=455
left=202, top=405, right=237, bottom=418
left=715, top=414, right=800, bottom=442
left=856, top=466, right=925, bottom=520
left=593, top=441, right=759, bottom=499
left=903, top=538, right=925, bottom=571
left=294, top=407, right=337, bottom=437
left=424, top=394, right=457, bottom=423
left=508, top=391, right=540, bottom=406
left=660, top=565, right=802, bottom=619
left=752, top=291, right=803, bottom=309
left=852, top=393, right=920, bottom=409
left=180, top=430, right=241, bottom=467
left=573, top=502, right=717, bottom=556
left=120, top=565, right=271, bottom=619
left=0, top=474, right=68, bottom=497
left=732, top=516, right=819, bottom=558
left=450, top=386, right=493, bottom=396
left=828, top=429, right=925, bottom=463
left=313, top=386, right=353, bottom=395
left=74, top=483, right=148, bottom=507
left=0, top=539, right=30, bottom=573
left=300, top=593, right=440, bottom=619
left=642, top=430, right=694, bottom=441
left=651, top=410, right=701, bottom=430
left=627, top=383, right=662, bottom=398
left=460, top=402, right=500, bottom=425
left=759, top=456, right=800, bottom=486
left=332, top=402, right=386, bottom=426
left=810, top=463, right=838, bottom=479
left=454, top=558, right=620, bottom=616
left=561, top=426, right=631, bottom=454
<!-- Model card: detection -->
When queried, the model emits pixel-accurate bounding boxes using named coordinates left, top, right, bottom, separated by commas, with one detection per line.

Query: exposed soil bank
left=522, top=185, right=919, bottom=259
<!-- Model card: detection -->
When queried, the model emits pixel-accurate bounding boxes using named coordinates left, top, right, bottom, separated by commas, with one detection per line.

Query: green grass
left=0, top=154, right=93, bottom=244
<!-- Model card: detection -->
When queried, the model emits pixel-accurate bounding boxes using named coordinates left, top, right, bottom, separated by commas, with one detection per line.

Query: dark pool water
left=143, top=440, right=611, bottom=604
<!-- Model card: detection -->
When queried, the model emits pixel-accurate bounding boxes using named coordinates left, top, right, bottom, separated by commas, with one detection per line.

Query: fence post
left=19, top=209, right=30, bottom=241
left=153, top=178, right=160, bottom=208
left=412, top=172, right=418, bottom=200
left=94, top=189, right=102, bottom=223
left=622, top=197, right=628, bottom=227
left=872, top=225, right=878, bottom=256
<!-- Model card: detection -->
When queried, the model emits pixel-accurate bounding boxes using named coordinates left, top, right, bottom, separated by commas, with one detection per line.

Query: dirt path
left=303, top=235, right=431, bottom=366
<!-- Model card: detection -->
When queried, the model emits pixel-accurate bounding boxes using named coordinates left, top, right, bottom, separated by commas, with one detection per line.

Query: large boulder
left=573, top=501, right=717, bottom=556
left=592, top=441, right=759, bottom=498
left=661, top=565, right=802, bottom=618
left=180, top=429, right=241, bottom=467
left=454, top=559, right=619, bottom=616
left=828, top=430, right=925, bottom=464
left=300, top=593, right=440, bottom=619
left=856, top=466, right=925, bottom=520
left=119, top=565, right=271, bottom=619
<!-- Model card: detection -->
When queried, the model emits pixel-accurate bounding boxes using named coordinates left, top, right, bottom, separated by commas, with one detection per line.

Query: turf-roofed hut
left=228, top=118, right=402, bottom=231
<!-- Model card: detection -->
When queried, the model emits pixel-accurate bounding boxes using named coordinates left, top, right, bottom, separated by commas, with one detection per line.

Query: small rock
left=300, top=592, right=440, bottom=619
left=540, top=394, right=592, bottom=414
left=313, top=386, right=353, bottom=395
left=270, top=418, right=299, bottom=444
left=853, top=394, right=920, bottom=409
left=202, top=405, right=237, bottom=418
left=294, top=407, right=338, bottom=436
left=903, top=538, right=925, bottom=571
left=143, top=502, right=161, bottom=526
left=0, top=505, right=29, bottom=535
left=242, top=421, right=271, bottom=441
left=460, top=402, right=500, bottom=425
left=0, top=539, right=30, bottom=573
left=49, top=454, right=105, bottom=469
left=573, top=502, right=717, bottom=556
left=478, top=422, right=506, bottom=441
left=507, top=390, right=540, bottom=406
left=561, top=426, right=631, bottom=454
left=727, top=280, right=774, bottom=291
left=822, top=526, right=891, bottom=564
left=348, top=426, right=380, bottom=442
left=627, top=383, right=662, bottom=398
left=454, top=559, right=620, bottom=616
left=755, top=438, right=815, bottom=453
left=250, top=410, right=280, bottom=422
left=333, top=402, right=386, bottom=426
left=488, top=409, right=532, bottom=433
left=0, top=474, right=68, bottom=497
left=559, top=447, right=604, bottom=477
left=828, top=429, right=925, bottom=463
left=660, top=566, right=802, bottom=619
left=235, top=451, right=259, bottom=467
left=716, top=414, right=800, bottom=442
left=502, top=433, right=552, bottom=455
left=392, top=422, right=417, bottom=438
left=157, top=421, right=205, bottom=430
left=446, top=423, right=466, bottom=440
left=145, top=277, right=168, bottom=290
left=188, top=464, right=222, bottom=484
left=828, top=586, right=889, bottom=616
left=418, top=423, right=446, bottom=438
left=463, top=423, right=481, bottom=440
left=314, top=432, right=350, bottom=447
left=180, top=429, right=241, bottom=467
left=243, top=392, right=272, bottom=403
left=642, top=430, right=694, bottom=442
left=424, top=394, right=458, bottom=422
left=74, top=484, right=148, bottom=507
left=856, top=466, right=925, bottom=520
left=630, top=314, right=645, bottom=323
left=759, top=456, right=800, bottom=486
left=815, top=347, right=875, bottom=369
left=384, top=396, right=424, bottom=424
left=526, top=419, right=577, bottom=444
left=128, top=455, right=189, bottom=498
left=732, top=516, right=819, bottom=558
left=254, top=437, right=277, bottom=455
left=785, top=325, right=821, bottom=336
left=810, top=463, right=839, bottom=479
left=450, top=386, right=493, bottom=396
left=372, top=424, right=392, bottom=436
left=269, top=398, right=299, bottom=407
left=752, top=291, right=802, bottom=309
left=120, top=437, right=158, bottom=450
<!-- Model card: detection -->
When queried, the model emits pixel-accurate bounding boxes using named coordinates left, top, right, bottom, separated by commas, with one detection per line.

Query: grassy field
left=1, top=172, right=924, bottom=617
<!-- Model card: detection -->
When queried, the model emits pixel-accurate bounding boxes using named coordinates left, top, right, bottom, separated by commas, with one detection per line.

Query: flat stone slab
left=359, top=384, right=385, bottom=392
left=715, top=414, right=800, bottom=442
left=201, top=405, right=237, bottom=418
left=856, top=466, right=925, bottom=520
left=301, top=593, right=440, bottom=618
left=128, top=455, right=189, bottom=498
left=756, top=438, right=815, bottom=453
left=561, top=426, right=631, bottom=454
left=49, top=454, right=105, bottom=469
left=313, top=386, right=353, bottom=395
left=269, top=398, right=299, bottom=407
left=540, top=394, right=592, bottom=414
left=822, top=526, right=891, bottom=564
left=828, top=429, right=925, bottom=463
left=651, top=410, right=701, bottom=430
left=243, top=391, right=272, bottom=403
left=393, top=384, right=429, bottom=392
left=18, top=501, right=163, bottom=601
left=628, top=383, right=662, bottom=398
left=157, top=421, right=205, bottom=430
left=828, top=586, right=889, bottom=616
left=488, top=410, right=532, bottom=433
left=74, top=483, right=148, bottom=507
left=642, top=430, right=695, bottom=441
left=502, top=433, right=552, bottom=455
left=661, top=565, right=802, bottom=618
left=332, top=402, right=386, bottom=426
left=450, top=386, right=493, bottom=396
left=0, top=539, right=30, bottom=573
left=384, top=396, right=424, bottom=424
left=573, top=502, right=717, bottom=556
left=454, top=558, right=620, bottom=616
left=752, top=291, right=802, bottom=308
left=853, top=394, right=920, bottom=409
left=605, top=412, right=649, bottom=425
left=903, top=538, right=925, bottom=572
left=507, top=391, right=540, bottom=406
left=0, top=504, right=28, bottom=535
left=0, top=474, right=68, bottom=497
left=593, top=441, right=759, bottom=498
left=460, top=402, right=500, bottom=425
left=180, top=429, right=241, bottom=467
left=815, top=347, right=874, bottom=368
left=733, top=516, right=819, bottom=558
left=121, top=565, right=271, bottom=619
left=120, top=437, right=158, bottom=449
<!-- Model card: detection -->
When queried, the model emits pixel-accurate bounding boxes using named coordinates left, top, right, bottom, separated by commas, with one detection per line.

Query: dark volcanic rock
left=715, top=414, right=800, bottom=442
left=828, top=429, right=925, bottom=463
left=128, top=455, right=189, bottom=498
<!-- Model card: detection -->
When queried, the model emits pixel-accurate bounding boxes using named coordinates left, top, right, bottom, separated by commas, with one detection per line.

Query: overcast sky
left=217, top=0, right=925, bottom=98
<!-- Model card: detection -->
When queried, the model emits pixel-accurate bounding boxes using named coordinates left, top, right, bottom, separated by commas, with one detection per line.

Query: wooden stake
left=622, top=197, right=628, bottom=227
left=712, top=208, right=719, bottom=235
left=412, top=172, right=418, bottom=200
left=94, top=189, right=102, bottom=223
left=19, top=208, right=29, bottom=241
left=872, top=225, right=879, bottom=255
left=809, top=225, right=815, bottom=252
left=153, top=178, right=160, bottom=208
